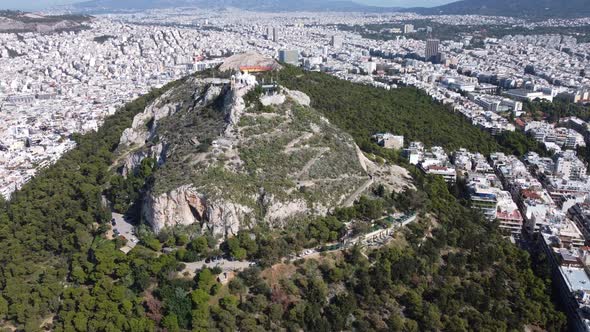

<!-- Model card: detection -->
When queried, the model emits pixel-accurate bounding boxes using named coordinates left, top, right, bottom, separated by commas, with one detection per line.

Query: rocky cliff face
left=119, top=142, right=167, bottom=177
left=117, top=78, right=227, bottom=176
left=118, top=89, right=181, bottom=148
left=142, top=184, right=252, bottom=236
left=116, top=70, right=386, bottom=237
left=138, top=79, right=261, bottom=236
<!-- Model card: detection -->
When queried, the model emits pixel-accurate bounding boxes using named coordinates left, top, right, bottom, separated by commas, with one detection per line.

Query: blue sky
left=2, top=0, right=456, bottom=10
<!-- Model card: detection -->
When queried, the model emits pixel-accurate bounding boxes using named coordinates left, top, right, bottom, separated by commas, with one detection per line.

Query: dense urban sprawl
left=3, top=8, right=590, bottom=329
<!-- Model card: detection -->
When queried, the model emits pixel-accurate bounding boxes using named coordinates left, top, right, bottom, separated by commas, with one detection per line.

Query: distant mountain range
left=409, top=0, right=590, bottom=18
left=69, top=0, right=589, bottom=18
left=71, top=0, right=393, bottom=13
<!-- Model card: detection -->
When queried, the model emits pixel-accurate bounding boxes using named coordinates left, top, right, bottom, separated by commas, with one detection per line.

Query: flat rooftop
left=560, top=266, right=590, bottom=292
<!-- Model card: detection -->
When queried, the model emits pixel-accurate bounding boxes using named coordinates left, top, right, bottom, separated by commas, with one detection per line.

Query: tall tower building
left=331, top=35, right=343, bottom=49
left=279, top=49, right=299, bottom=65
left=272, top=27, right=279, bottom=42
left=425, top=39, right=440, bottom=63
left=403, top=24, right=414, bottom=34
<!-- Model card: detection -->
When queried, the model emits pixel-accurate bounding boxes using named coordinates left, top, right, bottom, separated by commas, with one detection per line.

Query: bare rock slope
left=0, top=12, right=91, bottom=33
left=116, top=65, right=410, bottom=237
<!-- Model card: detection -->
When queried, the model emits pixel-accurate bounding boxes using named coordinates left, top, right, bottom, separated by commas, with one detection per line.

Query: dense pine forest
left=0, top=69, right=566, bottom=331
left=273, top=66, right=547, bottom=159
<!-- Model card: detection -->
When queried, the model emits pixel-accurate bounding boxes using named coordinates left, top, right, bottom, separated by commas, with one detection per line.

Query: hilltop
left=0, top=54, right=564, bottom=331
left=409, top=0, right=590, bottom=18
left=112, top=56, right=410, bottom=236
left=0, top=10, right=91, bottom=33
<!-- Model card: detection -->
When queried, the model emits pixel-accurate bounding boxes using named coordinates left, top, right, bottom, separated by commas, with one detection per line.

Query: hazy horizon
left=2, top=0, right=456, bottom=11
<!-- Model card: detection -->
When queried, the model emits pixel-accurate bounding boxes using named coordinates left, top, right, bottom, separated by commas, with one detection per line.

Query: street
left=296, top=212, right=418, bottom=258
left=180, top=259, right=253, bottom=277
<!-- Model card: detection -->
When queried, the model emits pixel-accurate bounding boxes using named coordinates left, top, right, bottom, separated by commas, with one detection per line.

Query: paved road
left=181, top=259, right=253, bottom=275
left=296, top=212, right=418, bottom=258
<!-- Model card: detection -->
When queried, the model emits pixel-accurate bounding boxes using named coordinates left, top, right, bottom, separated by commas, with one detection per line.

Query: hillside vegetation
left=410, top=0, right=590, bottom=18
left=273, top=66, right=546, bottom=158
left=338, top=21, right=590, bottom=44
left=0, top=77, right=186, bottom=330
left=150, top=84, right=366, bottom=208
left=0, top=69, right=565, bottom=331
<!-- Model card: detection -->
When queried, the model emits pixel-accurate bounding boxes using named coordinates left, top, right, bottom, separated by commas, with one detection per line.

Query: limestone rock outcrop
left=119, top=90, right=180, bottom=148
left=142, top=184, right=252, bottom=237
left=134, top=78, right=372, bottom=235
left=114, top=58, right=411, bottom=238
left=120, top=142, right=167, bottom=177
